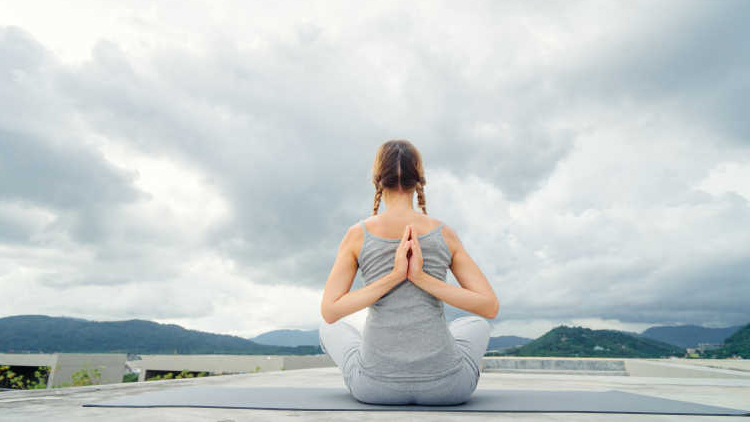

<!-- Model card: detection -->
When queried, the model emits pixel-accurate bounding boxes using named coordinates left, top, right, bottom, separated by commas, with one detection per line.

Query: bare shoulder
left=439, top=222, right=464, bottom=260
left=419, top=214, right=443, bottom=233
left=343, top=221, right=365, bottom=261
left=361, top=214, right=385, bottom=225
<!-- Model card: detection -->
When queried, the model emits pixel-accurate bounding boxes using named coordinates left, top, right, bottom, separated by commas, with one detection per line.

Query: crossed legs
left=319, top=315, right=492, bottom=402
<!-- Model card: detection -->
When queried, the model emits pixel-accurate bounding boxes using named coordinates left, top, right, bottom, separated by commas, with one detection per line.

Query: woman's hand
left=407, top=224, right=425, bottom=282
left=392, top=224, right=412, bottom=280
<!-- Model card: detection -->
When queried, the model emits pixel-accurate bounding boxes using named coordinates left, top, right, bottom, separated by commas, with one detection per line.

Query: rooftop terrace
left=2, top=358, right=749, bottom=421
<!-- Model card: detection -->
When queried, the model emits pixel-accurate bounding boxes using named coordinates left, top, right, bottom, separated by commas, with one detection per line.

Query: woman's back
left=319, top=139, right=496, bottom=404
left=356, top=218, right=464, bottom=382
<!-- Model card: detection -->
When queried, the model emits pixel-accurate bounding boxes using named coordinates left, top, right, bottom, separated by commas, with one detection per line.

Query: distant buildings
left=697, top=343, right=722, bottom=353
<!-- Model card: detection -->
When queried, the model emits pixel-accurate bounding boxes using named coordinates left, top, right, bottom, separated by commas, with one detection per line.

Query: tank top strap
left=359, top=220, right=370, bottom=238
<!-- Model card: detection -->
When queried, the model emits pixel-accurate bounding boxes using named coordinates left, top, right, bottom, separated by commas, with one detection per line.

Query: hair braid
left=372, top=185, right=383, bottom=216
left=416, top=181, right=427, bottom=214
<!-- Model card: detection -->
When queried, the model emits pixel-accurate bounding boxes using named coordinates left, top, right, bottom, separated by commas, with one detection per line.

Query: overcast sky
left=1, top=0, right=749, bottom=339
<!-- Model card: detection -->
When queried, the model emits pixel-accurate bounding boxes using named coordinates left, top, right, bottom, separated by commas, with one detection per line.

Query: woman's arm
left=320, top=224, right=411, bottom=324
left=407, top=224, right=499, bottom=319
left=411, top=271, right=499, bottom=319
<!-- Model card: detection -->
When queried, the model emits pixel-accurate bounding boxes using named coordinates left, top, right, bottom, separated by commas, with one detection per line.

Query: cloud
left=0, top=0, right=749, bottom=338
left=553, top=0, right=750, bottom=144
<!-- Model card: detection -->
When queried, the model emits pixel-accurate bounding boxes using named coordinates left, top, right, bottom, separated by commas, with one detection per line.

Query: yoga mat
left=82, top=386, right=750, bottom=415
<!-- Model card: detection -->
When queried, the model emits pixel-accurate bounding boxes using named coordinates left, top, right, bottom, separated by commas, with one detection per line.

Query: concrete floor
left=1, top=367, right=749, bottom=422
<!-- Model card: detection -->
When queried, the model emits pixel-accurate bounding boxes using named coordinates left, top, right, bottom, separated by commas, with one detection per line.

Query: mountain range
left=251, top=329, right=320, bottom=347
left=2, top=314, right=745, bottom=357
left=639, top=324, right=743, bottom=348
left=250, top=328, right=532, bottom=350
left=502, top=326, right=686, bottom=358
left=0, top=315, right=321, bottom=355
left=250, top=324, right=743, bottom=351
left=487, top=335, right=533, bottom=350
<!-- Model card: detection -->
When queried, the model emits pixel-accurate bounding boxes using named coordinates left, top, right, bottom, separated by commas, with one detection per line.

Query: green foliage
left=502, top=326, right=685, bottom=358
left=52, top=364, right=102, bottom=388
left=706, top=324, right=750, bottom=358
left=0, top=365, right=49, bottom=390
left=0, top=315, right=323, bottom=355
left=122, top=373, right=138, bottom=383
left=146, top=369, right=208, bottom=381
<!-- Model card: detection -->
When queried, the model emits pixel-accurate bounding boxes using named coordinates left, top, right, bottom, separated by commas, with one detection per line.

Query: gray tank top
left=356, top=219, right=464, bottom=382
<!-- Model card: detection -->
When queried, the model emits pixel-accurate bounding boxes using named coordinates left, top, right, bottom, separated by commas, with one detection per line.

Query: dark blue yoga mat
left=82, top=386, right=750, bottom=415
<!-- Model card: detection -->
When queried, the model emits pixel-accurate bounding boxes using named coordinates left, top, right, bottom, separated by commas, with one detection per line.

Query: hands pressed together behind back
left=392, top=225, right=427, bottom=284
left=321, top=220, right=498, bottom=324
left=389, top=223, right=499, bottom=319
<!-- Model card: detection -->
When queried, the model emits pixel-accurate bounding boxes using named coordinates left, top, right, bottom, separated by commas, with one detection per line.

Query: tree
left=0, top=365, right=49, bottom=390
left=52, top=364, right=102, bottom=388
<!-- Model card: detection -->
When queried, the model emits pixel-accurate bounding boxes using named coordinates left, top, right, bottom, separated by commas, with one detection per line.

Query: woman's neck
left=382, top=189, right=415, bottom=214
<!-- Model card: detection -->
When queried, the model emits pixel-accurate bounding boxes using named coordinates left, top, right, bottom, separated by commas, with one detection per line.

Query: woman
left=319, top=139, right=499, bottom=405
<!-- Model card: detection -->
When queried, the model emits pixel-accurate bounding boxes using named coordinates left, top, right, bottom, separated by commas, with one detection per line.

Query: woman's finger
left=411, top=226, right=421, bottom=252
left=400, top=224, right=411, bottom=248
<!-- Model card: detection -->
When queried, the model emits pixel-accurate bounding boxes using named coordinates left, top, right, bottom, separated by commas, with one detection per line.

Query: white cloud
left=695, top=162, right=750, bottom=201
left=1, top=0, right=749, bottom=340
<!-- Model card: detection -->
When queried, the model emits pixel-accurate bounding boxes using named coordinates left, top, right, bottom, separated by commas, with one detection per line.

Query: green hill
left=0, top=315, right=322, bottom=355
left=707, top=323, right=750, bottom=358
left=504, top=326, right=684, bottom=358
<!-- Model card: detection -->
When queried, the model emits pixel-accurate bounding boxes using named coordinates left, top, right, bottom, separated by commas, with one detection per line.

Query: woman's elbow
left=320, top=304, right=339, bottom=324
left=322, top=313, right=340, bottom=324
left=484, top=297, right=499, bottom=319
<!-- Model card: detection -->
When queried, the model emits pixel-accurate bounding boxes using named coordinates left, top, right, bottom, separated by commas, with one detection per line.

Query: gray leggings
left=319, top=316, right=491, bottom=405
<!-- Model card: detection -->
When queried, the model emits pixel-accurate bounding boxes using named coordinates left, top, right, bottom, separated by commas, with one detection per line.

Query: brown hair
left=371, top=140, right=427, bottom=215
